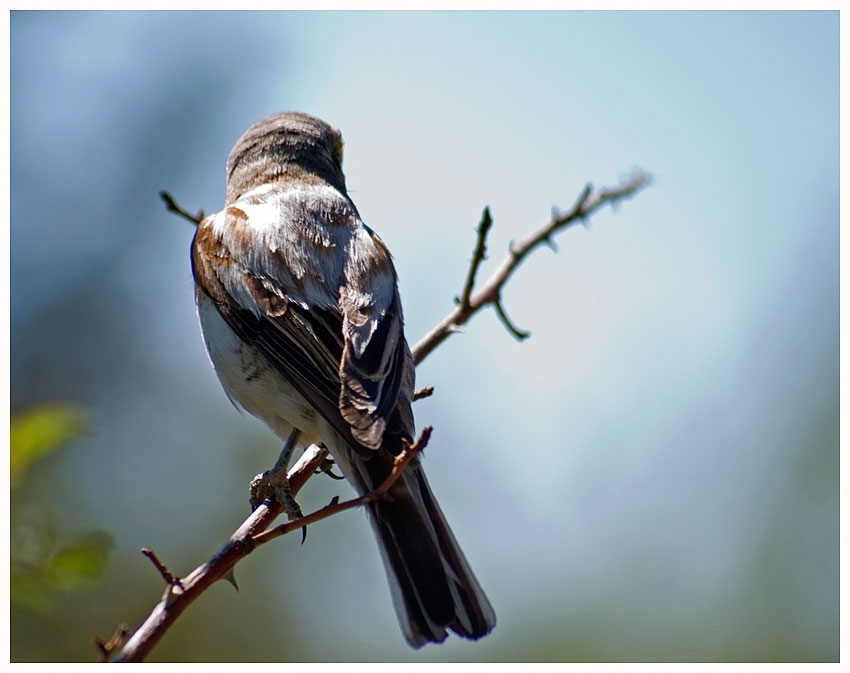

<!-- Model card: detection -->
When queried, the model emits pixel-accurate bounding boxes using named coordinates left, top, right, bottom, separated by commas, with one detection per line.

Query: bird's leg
left=250, top=428, right=304, bottom=526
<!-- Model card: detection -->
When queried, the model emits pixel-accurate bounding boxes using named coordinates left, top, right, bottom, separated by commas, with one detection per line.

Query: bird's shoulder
left=193, top=182, right=399, bottom=319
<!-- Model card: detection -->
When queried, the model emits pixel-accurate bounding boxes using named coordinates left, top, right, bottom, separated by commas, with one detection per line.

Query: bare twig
left=413, top=385, right=435, bottom=401
left=411, top=169, right=651, bottom=365
left=129, top=170, right=651, bottom=662
left=111, top=445, right=329, bottom=663
left=92, top=624, right=129, bottom=662
left=112, top=428, right=430, bottom=663
left=457, top=207, right=493, bottom=308
left=159, top=191, right=204, bottom=226
left=493, top=298, right=530, bottom=341
left=140, top=548, right=180, bottom=588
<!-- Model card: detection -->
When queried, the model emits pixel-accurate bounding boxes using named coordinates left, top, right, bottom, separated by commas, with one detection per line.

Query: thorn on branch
left=576, top=183, right=593, bottom=210
left=494, top=298, right=531, bottom=342
left=222, top=569, right=239, bottom=591
left=160, top=191, right=205, bottom=226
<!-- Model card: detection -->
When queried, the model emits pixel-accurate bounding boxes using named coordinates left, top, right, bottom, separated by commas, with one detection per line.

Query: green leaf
left=10, top=528, right=114, bottom=610
left=10, top=403, right=90, bottom=486
left=46, top=531, right=114, bottom=591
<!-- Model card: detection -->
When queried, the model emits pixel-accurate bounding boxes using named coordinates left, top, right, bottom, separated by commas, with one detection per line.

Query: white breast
left=195, top=290, right=323, bottom=446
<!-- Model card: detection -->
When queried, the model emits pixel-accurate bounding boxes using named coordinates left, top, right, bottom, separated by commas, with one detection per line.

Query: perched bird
left=190, top=112, right=496, bottom=647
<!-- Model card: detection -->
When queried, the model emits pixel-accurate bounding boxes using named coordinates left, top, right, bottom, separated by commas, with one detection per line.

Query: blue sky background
left=10, top=11, right=838, bottom=662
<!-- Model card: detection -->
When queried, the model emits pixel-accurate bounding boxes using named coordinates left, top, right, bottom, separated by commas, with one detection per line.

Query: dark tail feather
left=341, top=446, right=496, bottom=647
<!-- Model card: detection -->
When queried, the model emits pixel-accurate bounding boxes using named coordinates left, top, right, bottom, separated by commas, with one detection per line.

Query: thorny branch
left=411, top=169, right=651, bottom=365
left=252, top=428, right=431, bottom=547
left=111, top=445, right=329, bottom=663
left=111, top=431, right=430, bottom=663
left=108, top=171, right=650, bottom=662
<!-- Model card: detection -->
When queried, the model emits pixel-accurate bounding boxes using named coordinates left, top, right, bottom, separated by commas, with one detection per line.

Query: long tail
left=332, top=439, right=496, bottom=647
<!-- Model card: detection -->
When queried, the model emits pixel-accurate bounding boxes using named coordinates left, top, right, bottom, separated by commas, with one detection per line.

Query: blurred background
left=10, top=10, right=838, bottom=662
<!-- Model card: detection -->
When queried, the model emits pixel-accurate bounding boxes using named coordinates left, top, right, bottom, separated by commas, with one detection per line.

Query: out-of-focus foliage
left=11, top=403, right=89, bottom=487
left=10, top=404, right=114, bottom=611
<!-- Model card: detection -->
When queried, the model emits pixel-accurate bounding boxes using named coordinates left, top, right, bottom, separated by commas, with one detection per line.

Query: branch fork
left=411, top=169, right=650, bottom=365
left=110, top=432, right=431, bottom=662
left=107, top=170, right=651, bottom=661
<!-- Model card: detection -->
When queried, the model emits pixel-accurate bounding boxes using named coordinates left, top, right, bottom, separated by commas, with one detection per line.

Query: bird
left=190, top=112, right=496, bottom=647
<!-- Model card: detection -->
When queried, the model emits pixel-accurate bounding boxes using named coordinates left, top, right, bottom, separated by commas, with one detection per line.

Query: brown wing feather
left=192, top=203, right=414, bottom=455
